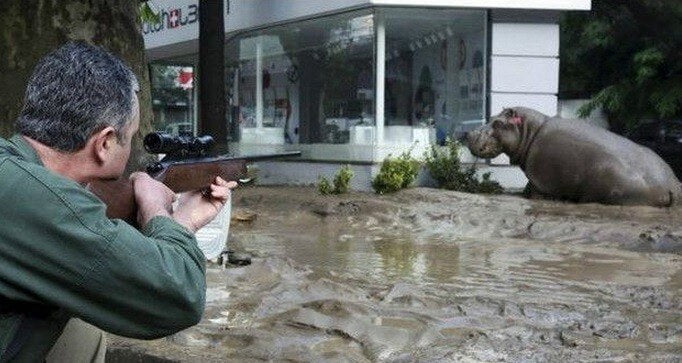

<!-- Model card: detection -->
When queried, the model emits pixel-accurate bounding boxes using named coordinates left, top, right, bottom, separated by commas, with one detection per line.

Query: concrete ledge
left=255, top=161, right=379, bottom=192
left=254, top=160, right=527, bottom=192
left=474, top=164, right=528, bottom=190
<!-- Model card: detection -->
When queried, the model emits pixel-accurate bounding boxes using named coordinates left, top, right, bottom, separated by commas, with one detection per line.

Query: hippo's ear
left=508, top=109, right=524, bottom=125
left=502, top=108, right=515, bottom=118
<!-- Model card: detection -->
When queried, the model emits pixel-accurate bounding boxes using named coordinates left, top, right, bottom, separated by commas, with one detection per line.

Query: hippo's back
left=533, top=118, right=682, bottom=206
left=547, top=118, right=678, bottom=176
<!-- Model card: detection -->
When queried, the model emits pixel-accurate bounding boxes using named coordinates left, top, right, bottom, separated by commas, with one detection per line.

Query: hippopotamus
left=467, top=107, right=682, bottom=207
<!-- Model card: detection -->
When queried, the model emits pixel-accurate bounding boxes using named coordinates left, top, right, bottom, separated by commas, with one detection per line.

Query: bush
left=318, top=176, right=334, bottom=195
left=318, top=165, right=354, bottom=195
left=477, top=171, right=505, bottom=194
left=425, top=139, right=503, bottom=194
left=333, top=165, right=354, bottom=194
left=372, top=152, right=420, bottom=194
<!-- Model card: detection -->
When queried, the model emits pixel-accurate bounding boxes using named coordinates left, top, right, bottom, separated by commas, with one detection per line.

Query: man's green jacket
left=0, top=135, right=206, bottom=361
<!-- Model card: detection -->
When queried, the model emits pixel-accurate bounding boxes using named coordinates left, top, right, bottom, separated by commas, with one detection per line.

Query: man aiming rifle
left=0, top=41, right=236, bottom=361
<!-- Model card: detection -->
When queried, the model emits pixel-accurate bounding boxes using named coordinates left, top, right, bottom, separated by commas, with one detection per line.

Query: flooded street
left=109, top=186, right=682, bottom=362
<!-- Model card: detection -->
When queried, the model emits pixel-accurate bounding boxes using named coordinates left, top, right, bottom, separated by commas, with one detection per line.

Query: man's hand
left=172, top=177, right=238, bottom=233
left=130, top=172, right=175, bottom=228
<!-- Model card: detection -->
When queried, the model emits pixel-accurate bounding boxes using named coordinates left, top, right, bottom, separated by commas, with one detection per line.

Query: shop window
left=149, top=64, right=196, bottom=137
left=226, top=10, right=375, bottom=145
left=380, top=8, right=487, bottom=144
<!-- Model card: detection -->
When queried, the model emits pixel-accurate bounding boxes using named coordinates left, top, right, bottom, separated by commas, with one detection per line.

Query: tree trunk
left=0, top=0, right=154, bottom=171
left=198, top=0, right=228, bottom=149
left=297, top=51, right=326, bottom=144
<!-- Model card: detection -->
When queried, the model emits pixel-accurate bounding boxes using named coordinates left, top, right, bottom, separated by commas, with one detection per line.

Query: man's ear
left=91, top=126, right=118, bottom=164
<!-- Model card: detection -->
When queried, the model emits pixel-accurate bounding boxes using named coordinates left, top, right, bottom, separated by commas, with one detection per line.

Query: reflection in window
left=226, top=10, right=375, bottom=145
left=150, top=64, right=196, bottom=137
left=381, top=9, right=486, bottom=144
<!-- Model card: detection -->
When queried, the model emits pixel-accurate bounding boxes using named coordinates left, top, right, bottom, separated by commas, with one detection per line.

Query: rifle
left=88, top=132, right=300, bottom=225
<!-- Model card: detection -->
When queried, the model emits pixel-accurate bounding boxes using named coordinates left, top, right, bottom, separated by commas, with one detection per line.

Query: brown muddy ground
left=108, top=186, right=682, bottom=362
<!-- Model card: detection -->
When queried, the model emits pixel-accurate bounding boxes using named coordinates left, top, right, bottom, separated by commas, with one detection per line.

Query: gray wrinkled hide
left=467, top=107, right=682, bottom=207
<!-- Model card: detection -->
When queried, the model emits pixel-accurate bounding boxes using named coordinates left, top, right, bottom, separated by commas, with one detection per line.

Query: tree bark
left=0, top=0, right=154, bottom=171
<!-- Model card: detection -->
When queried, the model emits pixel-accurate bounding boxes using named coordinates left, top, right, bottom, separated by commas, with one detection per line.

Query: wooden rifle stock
left=88, top=152, right=300, bottom=225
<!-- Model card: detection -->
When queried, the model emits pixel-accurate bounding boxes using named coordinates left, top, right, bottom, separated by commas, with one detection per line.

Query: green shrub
left=425, top=139, right=503, bottom=194
left=318, top=176, right=334, bottom=195
left=477, top=171, right=505, bottom=194
left=372, top=152, right=420, bottom=194
left=318, top=165, right=355, bottom=195
left=333, top=165, right=354, bottom=194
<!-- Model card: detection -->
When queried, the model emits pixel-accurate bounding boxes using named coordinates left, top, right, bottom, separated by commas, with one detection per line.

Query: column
left=375, top=16, right=385, bottom=145
left=256, top=36, right=264, bottom=129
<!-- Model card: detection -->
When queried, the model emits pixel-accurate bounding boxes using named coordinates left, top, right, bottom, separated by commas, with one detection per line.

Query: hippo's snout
left=466, top=130, right=480, bottom=150
left=467, top=126, right=503, bottom=158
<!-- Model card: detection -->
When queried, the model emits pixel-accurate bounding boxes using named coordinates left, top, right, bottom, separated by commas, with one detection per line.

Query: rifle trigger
left=147, top=162, right=164, bottom=175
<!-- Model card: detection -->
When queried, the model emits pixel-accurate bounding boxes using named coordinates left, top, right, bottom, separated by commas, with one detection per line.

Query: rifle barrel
left=238, top=151, right=302, bottom=161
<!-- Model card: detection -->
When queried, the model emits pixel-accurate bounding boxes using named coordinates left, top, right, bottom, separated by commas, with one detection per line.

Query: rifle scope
left=143, top=132, right=215, bottom=156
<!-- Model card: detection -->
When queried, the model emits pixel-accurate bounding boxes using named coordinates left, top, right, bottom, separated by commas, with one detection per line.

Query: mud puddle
left=109, top=187, right=681, bottom=362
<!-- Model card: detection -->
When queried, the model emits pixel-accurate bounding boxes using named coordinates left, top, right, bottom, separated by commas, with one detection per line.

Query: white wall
left=255, top=161, right=379, bottom=192
left=490, top=22, right=560, bottom=116
left=143, top=1, right=590, bottom=54
left=491, top=23, right=559, bottom=56
left=491, top=94, right=557, bottom=117
left=225, top=0, right=368, bottom=33
left=491, top=57, right=559, bottom=94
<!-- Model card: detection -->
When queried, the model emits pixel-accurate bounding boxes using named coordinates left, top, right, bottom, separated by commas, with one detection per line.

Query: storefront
left=143, top=0, right=590, bottom=189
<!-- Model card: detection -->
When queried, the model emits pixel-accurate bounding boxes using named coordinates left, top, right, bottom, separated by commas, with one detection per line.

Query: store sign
left=143, top=0, right=200, bottom=49
left=142, top=4, right=198, bottom=35
left=143, top=0, right=371, bottom=51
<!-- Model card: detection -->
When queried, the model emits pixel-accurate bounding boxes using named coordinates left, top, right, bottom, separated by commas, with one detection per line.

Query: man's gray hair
left=16, top=41, right=139, bottom=152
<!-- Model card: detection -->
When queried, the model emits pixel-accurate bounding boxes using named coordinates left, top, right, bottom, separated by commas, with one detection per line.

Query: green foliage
left=333, top=165, right=354, bottom=194
left=318, top=176, right=334, bottom=195
left=477, top=172, right=505, bottom=194
left=318, top=165, right=354, bottom=195
left=560, top=1, right=682, bottom=132
left=139, top=1, right=161, bottom=25
left=372, top=152, right=420, bottom=194
left=424, top=139, right=503, bottom=194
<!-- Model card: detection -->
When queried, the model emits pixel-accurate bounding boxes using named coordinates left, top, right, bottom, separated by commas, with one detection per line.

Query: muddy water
left=109, top=187, right=682, bottom=362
